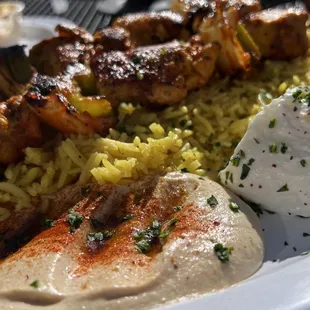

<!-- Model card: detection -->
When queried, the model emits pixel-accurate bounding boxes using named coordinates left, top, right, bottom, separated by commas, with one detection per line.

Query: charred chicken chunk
left=171, top=0, right=261, bottom=32
left=29, top=25, right=93, bottom=77
left=55, top=24, right=94, bottom=44
left=92, top=40, right=220, bottom=105
left=221, top=0, right=261, bottom=19
left=94, top=27, right=133, bottom=51
left=24, top=74, right=115, bottom=136
left=113, top=11, right=190, bottom=47
left=0, top=96, right=42, bottom=164
left=199, top=8, right=251, bottom=75
left=171, top=0, right=215, bottom=32
left=241, top=7, right=308, bottom=59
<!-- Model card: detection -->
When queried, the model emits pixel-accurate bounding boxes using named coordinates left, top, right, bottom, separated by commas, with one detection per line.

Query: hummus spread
left=0, top=172, right=264, bottom=309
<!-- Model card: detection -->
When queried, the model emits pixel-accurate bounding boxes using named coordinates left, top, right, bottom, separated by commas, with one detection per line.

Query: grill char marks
left=112, top=11, right=190, bottom=47
left=92, top=40, right=220, bottom=105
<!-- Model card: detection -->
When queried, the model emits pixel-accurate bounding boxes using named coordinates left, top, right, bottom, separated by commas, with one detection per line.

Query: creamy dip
left=219, top=86, right=310, bottom=216
left=0, top=173, right=263, bottom=309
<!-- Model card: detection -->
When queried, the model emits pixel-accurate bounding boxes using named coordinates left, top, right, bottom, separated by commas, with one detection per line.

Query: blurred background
left=1, top=0, right=307, bottom=33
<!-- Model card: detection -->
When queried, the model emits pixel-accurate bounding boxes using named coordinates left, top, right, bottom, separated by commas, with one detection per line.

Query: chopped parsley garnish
left=87, top=232, right=104, bottom=242
left=134, top=218, right=179, bottom=253
left=239, top=184, right=244, bottom=188
left=30, top=280, right=39, bottom=288
left=229, top=201, right=240, bottom=213
left=231, top=150, right=245, bottom=167
left=136, top=71, right=144, bottom=80
left=161, top=48, right=167, bottom=55
left=214, top=142, right=221, bottom=147
left=41, top=218, right=55, bottom=228
left=293, top=89, right=303, bottom=100
left=269, top=142, right=278, bottom=153
left=181, top=168, right=188, bottom=173
left=277, top=184, right=289, bottom=192
left=81, top=185, right=91, bottom=195
left=67, top=209, right=84, bottom=233
left=280, top=142, right=288, bottom=154
left=269, top=119, right=276, bottom=128
left=301, top=159, right=307, bottom=167
left=240, top=164, right=250, bottom=180
left=132, top=55, right=141, bottom=65
left=173, top=206, right=183, bottom=212
left=133, top=220, right=162, bottom=254
left=214, top=243, right=234, bottom=263
left=247, top=158, right=255, bottom=166
left=87, top=230, right=113, bottom=246
left=292, top=89, right=310, bottom=105
left=136, top=239, right=151, bottom=253
left=207, top=195, right=218, bottom=207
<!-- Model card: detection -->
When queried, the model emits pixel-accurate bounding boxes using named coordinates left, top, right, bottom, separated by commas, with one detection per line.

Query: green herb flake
left=132, top=55, right=141, bottom=65
left=87, top=232, right=104, bottom=242
left=67, top=209, right=84, bottom=233
left=269, top=142, right=278, bottom=153
left=293, top=89, right=303, bottom=100
left=301, top=159, right=307, bottom=167
left=229, top=201, right=240, bottom=213
left=239, top=184, right=244, bottom=188
left=161, top=48, right=167, bottom=55
left=247, top=158, right=255, bottom=166
left=240, top=164, right=250, bottom=180
left=30, top=280, right=39, bottom=288
left=207, top=195, right=218, bottom=208
left=214, top=243, right=234, bottom=263
left=136, top=71, right=144, bottom=80
left=280, top=142, right=288, bottom=154
left=41, top=218, right=55, bottom=228
left=173, top=206, right=183, bottom=212
left=269, top=118, right=276, bottom=128
left=181, top=168, right=188, bottom=173
left=277, top=184, right=289, bottom=192
left=231, top=150, right=245, bottom=167
left=136, top=239, right=151, bottom=254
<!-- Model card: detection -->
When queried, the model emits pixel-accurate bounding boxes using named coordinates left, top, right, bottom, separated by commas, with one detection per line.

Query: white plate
left=13, top=15, right=310, bottom=310
left=160, top=212, right=310, bottom=310
left=19, top=16, right=75, bottom=52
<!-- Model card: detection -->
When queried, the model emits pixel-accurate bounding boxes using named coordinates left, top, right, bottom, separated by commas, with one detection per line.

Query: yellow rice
left=2, top=52, right=310, bottom=218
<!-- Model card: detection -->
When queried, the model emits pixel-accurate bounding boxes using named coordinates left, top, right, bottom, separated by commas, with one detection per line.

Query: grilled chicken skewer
left=241, top=7, right=309, bottom=60
left=0, top=96, right=42, bottom=164
left=92, top=39, right=220, bottom=105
